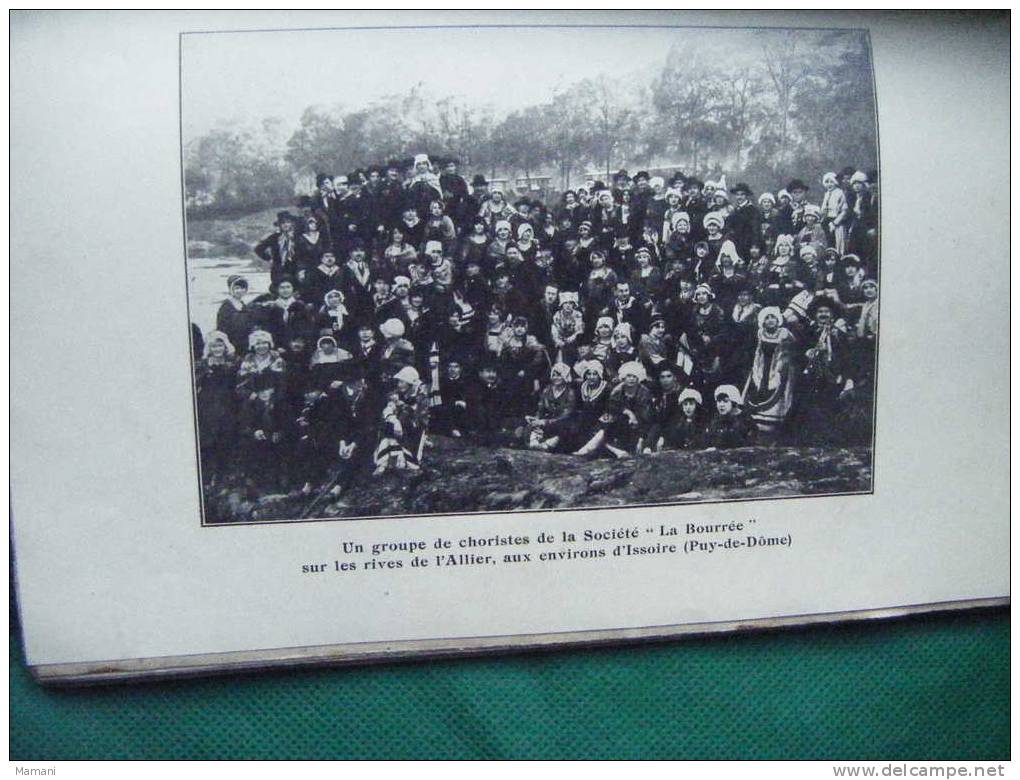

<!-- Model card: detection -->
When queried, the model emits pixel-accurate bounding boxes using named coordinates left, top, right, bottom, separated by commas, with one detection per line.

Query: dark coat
left=725, top=202, right=762, bottom=259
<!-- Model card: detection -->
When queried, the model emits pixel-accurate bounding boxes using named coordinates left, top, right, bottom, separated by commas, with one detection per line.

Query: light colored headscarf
left=203, top=330, right=236, bottom=359
left=714, top=384, right=743, bottom=405
left=247, top=329, right=274, bottom=350
left=617, top=361, right=647, bottom=382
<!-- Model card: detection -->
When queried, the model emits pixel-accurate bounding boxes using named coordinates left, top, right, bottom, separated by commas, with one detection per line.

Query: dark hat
left=347, top=238, right=366, bottom=252
left=273, top=274, right=297, bottom=291
left=786, top=178, right=810, bottom=192
left=730, top=182, right=753, bottom=196
left=808, top=294, right=842, bottom=319
left=275, top=210, right=297, bottom=225
left=838, top=165, right=857, bottom=178
left=471, top=174, right=488, bottom=187
left=684, top=176, right=703, bottom=189
left=614, top=169, right=631, bottom=180
left=477, top=354, right=500, bottom=371
left=592, top=180, right=607, bottom=192
left=634, top=170, right=650, bottom=181
left=315, top=173, right=333, bottom=187
left=226, top=274, right=248, bottom=290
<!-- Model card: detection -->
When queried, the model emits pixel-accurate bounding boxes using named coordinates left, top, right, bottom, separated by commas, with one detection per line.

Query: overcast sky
left=180, top=25, right=795, bottom=142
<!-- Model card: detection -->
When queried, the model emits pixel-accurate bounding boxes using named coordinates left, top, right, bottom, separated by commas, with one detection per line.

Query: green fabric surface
left=9, top=609, right=1009, bottom=760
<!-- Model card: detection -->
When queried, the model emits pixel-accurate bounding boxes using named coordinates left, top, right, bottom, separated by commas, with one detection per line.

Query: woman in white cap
left=588, top=315, right=616, bottom=364
left=404, top=155, right=443, bottom=219
left=660, top=387, right=707, bottom=451
left=847, top=170, right=877, bottom=263
left=314, top=289, right=351, bottom=347
left=757, top=192, right=778, bottom=254
left=499, top=315, right=549, bottom=417
left=604, top=360, right=655, bottom=457
left=378, top=317, right=416, bottom=379
left=373, top=365, right=429, bottom=475
left=236, top=329, right=288, bottom=458
left=516, top=222, right=540, bottom=264
left=796, top=204, right=827, bottom=262
left=661, top=188, right=685, bottom=246
left=704, top=384, right=751, bottom=449
left=820, top=172, right=850, bottom=255
left=570, top=359, right=612, bottom=456
left=551, top=291, right=585, bottom=364
left=604, top=321, right=640, bottom=381
left=686, top=283, right=726, bottom=382
left=741, top=306, right=797, bottom=437
left=485, top=219, right=514, bottom=267
left=525, top=362, right=578, bottom=452
left=308, top=334, right=354, bottom=395
left=479, top=188, right=517, bottom=234
left=216, top=275, right=257, bottom=358
left=424, top=240, right=454, bottom=293
left=662, top=210, right=693, bottom=266
left=629, top=245, right=664, bottom=302
left=196, top=330, right=239, bottom=477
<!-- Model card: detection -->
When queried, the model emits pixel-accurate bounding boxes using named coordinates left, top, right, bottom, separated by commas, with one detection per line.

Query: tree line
left=184, top=30, right=876, bottom=219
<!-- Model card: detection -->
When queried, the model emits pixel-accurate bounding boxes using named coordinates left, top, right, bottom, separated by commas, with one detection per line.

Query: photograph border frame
left=179, top=20, right=883, bottom=528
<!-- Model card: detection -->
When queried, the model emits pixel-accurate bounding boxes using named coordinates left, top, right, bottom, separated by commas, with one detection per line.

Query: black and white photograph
left=183, top=23, right=880, bottom=525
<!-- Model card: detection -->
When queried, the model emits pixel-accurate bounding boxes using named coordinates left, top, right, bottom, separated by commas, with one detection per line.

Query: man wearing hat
left=681, top=177, right=707, bottom=242
left=439, top=158, right=470, bottom=230
left=776, top=178, right=810, bottom=235
left=254, top=211, right=300, bottom=285
left=377, top=160, right=407, bottom=230
left=461, top=173, right=490, bottom=228
left=799, top=294, right=855, bottom=443
left=725, top=182, right=761, bottom=258
left=612, top=169, right=631, bottom=202
left=335, top=171, right=372, bottom=252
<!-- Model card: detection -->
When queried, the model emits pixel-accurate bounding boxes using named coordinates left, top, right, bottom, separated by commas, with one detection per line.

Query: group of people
left=192, top=154, right=879, bottom=496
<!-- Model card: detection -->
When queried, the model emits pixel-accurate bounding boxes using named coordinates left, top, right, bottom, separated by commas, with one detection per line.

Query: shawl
left=580, top=379, right=608, bottom=404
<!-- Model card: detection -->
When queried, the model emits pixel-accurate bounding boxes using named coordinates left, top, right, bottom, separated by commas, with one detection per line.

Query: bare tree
left=759, top=30, right=813, bottom=170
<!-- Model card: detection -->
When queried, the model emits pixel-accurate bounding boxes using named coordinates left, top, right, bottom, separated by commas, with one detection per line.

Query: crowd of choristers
left=192, top=154, right=879, bottom=494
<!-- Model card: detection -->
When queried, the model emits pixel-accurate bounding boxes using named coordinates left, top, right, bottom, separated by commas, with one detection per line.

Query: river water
left=186, top=253, right=271, bottom=337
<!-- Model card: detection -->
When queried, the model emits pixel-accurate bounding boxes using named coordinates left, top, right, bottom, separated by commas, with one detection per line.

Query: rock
left=201, top=438, right=873, bottom=523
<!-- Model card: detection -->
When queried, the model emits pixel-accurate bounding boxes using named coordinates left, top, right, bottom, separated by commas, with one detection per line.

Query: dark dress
left=195, top=358, right=239, bottom=462
left=215, top=299, right=257, bottom=356
left=704, top=410, right=751, bottom=449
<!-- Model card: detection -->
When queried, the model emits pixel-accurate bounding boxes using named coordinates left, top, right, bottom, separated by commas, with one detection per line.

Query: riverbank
left=202, top=437, right=873, bottom=524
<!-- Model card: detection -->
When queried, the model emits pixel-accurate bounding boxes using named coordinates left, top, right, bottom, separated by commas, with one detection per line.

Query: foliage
left=184, top=31, right=877, bottom=216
